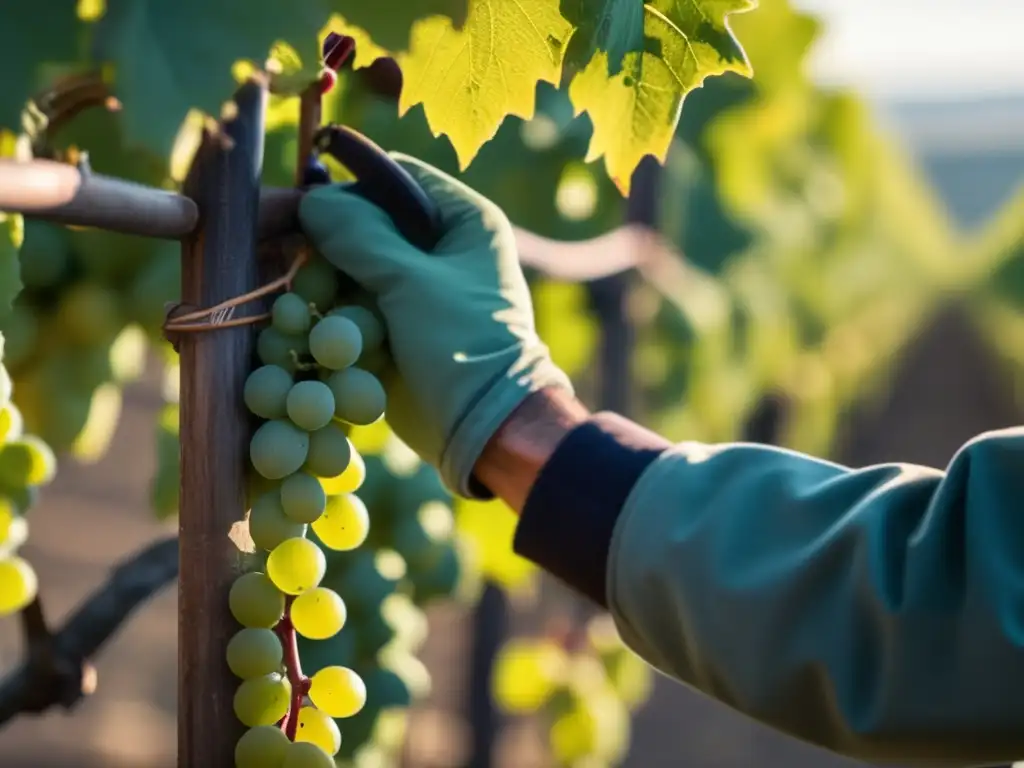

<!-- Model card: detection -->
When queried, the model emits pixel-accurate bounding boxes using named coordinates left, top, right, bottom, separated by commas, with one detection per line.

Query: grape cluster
left=0, top=330, right=57, bottom=617
left=1, top=219, right=164, bottom=461
left=295, top=429, right=478, bottom=765
left=231, top=251, right=391, bottom=767
left=494, top=615, right=653, bottom=767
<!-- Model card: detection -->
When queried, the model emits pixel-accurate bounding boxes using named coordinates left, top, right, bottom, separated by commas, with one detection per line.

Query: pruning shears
left=300, top=33, right=442, bottom=253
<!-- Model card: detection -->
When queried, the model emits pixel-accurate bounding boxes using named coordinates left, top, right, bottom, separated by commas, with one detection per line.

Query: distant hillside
left=879, top=94, right=1024, bottom=228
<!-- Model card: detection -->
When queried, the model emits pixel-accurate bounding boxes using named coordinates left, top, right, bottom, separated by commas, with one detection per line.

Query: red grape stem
left=276, top=597, right=311, bottom=740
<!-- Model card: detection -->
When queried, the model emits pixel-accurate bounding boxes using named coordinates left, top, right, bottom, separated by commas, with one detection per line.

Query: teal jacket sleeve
left=513, top=413, right=1024, bottom=767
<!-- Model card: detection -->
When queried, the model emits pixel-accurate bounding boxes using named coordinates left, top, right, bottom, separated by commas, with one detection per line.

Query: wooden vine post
left=173, top=76, right=268, bottom=766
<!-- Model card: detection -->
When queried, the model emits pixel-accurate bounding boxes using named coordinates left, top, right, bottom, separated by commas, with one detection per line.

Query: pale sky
left=792, top=1, right=1024, bottom=100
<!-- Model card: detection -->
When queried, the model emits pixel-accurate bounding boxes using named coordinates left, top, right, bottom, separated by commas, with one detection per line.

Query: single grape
left=308, top=316, right=362, bottom=370
left=257, top=327, right=308, bottom=373
left=311, top=494, right=369, bottom=551
left=391, top=501, right=454, bottom=568
left=233, top=672, right=291, bottom=727
left=291, top=586, right=347, bottom=640
left=303, top=422, right=351, bottom=478
left=250, top=420, right=309, bottom=480
left=280, top=472, right=327, bottom=524
left=326, top=367, right=386, bottom=426
left=493, top=639, right=567, bottom=713
left=243, top=365, right=294, bottom=420
left=0, top=402, right=24, bottom=442
left=248, top=491, right=307, bottom=551
left=0, top=556, right=37, bottom=614
left=229, top=572, right=285, bottom=628
left=267, top=537, right=326, bottom=595
left=282, top=741, right=335, bottom=768
left=329, top=305, right=384, bottom=352
left=272, top=292, right=313, bottom=335
left=226, top=628, right=284, bottom=679
left=309, top=665, right=367, bottom=718
left=285, top=381, right=335, bottom=432
left=235, top=725, right=291, bottom=768
left=295, top=706, right=342, bottom=756
left=319, top=445, right=364, bottom=495
left=0, top=436, right=57, bottom=486
left=292, top=256, right=339, bottom=312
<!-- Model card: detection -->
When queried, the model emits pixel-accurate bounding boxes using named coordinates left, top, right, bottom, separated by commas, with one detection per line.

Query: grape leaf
left=0, top=214, right=24, bottom=322
left=94, top=0, right=330, bottom=155
left=330, top=0, right=468, bottom=53
left=569, top=0, right=754, bottom=194
left=397, top=0, right=573, bottom=169
left=562, top=0, right=646, bottom=76
left=0, top=0, right=82, bottom=133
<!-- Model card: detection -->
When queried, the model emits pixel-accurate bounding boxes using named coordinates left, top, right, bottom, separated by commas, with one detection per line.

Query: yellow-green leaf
left=569, top=1, right=754, bottom=194
left=330, top=0, right=468, bottom=53
left=397, top=0, right=573, bottom=169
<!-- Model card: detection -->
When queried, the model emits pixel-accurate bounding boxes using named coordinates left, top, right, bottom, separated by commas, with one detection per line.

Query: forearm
left=478, top=399, right=1024, bottom=766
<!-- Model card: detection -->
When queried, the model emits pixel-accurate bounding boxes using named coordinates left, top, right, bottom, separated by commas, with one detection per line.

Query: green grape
left=233, top=672, right=291, bottom=727
left=309, top=665, right=366, bottom=718
left=18, top=221, right=72, bottom=290
left=0, top=556, right=37, bottom=614
left=378, top=647, right=432, bottom=700
left=267, top=537, right=326, bottom=595
left=292, top=256, right=340, bottom=312
left=250, top=420, right=310, bottom=480
left=308, top=316, right=362, bottom=371
left=257, top=327, right=309, bottom=373
left=326, top=368, right=386, bottom=426
left=410, top=545, right=463, bottom=605
left=380, top=593, right=429, bottom=651
left=125, top=242, right=181, bottom=336
left=229, top=572, right=285, bottom=628
left=286, top=381, right=335, bottom=432
left=226, top=627, right=284, bottom=679
left=303, top=422, right=351, bottom=478
left=391, top=501, right=453, bottom=568
left=329, top=305, right=384, bottom=353
left=280, top=472, right=327, bottom=524
left=235, top=725, right=291, bottom=768
left=0, top=435, right=56, bottom=487
left=295, top=705, right=342, bottom=755
left=331, top=550, right=405, bottom=614
left=2, top=303, right=39, bottom=370
left=56, top=282, right=121, bottom=345
left=248, top=491, right=307, bottom=551
left=493, top=639, right=567, bottom=713
left=0, top=402, right=24, bottom=442
left=0, top=365, right=10, bottom=410
left=0, top=500, right=14, bottom=545
left=319, top=445, right=364, bottom=495
left=311, top=493, right=369, bottom=551
left=282, top=741, right=335, bottom=768
left=272, top=292, right=313, bottom=335
left=291, top=586, right=347, bottom=640
left=244, top=365, right=294, bottom=420
left=0, top=516, right=28, bottom=559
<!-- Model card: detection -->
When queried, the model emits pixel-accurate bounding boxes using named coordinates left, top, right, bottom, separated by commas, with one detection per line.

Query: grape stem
left=276, top=597, right=310, bottom=741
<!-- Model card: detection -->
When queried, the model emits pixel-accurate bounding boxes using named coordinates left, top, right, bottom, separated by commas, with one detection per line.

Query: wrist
left=473, top=387, right=589, bottom=513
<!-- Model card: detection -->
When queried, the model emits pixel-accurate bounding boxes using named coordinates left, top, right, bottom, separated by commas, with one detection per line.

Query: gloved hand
left=298, top=155, right=572, bottom=498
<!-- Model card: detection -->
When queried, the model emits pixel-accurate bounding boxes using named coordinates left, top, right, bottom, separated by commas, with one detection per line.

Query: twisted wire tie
left=162, top=248, right=309, bottom=333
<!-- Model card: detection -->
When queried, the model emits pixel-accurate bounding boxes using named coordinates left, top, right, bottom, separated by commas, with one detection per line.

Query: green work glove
left=298, top=155, right=573, bottom=498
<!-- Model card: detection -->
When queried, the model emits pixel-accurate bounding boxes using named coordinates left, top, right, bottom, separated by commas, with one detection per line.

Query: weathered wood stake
left=176, top=77, right=267, bottom=767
